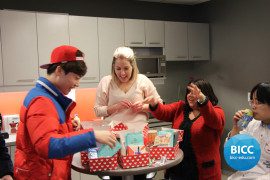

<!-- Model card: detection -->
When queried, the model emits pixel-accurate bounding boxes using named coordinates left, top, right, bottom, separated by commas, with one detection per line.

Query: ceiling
left=137, top=0, right=210, bottom=5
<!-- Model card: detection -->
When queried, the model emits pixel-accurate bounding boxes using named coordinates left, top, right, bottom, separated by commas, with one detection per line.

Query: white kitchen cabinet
left=98, top=18, right=124, bottom=79
left=124, top=19, right=145, bottom=47
left=0, top=28, right=3, bottom=86
left=0, top=10, right=39, bottom=85
left=69, top=15, right=99, bottom=83
left=164, top=21, right=188, bottom=61
left=145, top=20, right=164, bottom=47
left=37, top=12, right=69, bottom=77
left=188, top=23, right=210, bottom=61
left=164, top=22, right=210, bottom=61
left=124, top=19, right=164, bottom=47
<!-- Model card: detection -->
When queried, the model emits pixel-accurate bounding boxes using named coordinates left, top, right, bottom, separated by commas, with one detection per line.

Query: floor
left=153, top=170, right=231, bottom=180
left=75, top=170, right=231, bottom=180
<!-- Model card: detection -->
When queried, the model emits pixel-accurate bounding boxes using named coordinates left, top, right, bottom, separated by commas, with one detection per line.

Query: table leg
left=122, top=175, right=133, bottom=180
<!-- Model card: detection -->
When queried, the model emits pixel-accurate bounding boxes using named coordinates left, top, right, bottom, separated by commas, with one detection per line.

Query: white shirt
left=94, top=74, right=162, bottom=130
left=228, top=120, right=270, bottom=180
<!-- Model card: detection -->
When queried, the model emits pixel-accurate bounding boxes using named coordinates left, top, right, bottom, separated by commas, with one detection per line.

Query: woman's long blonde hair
left=111, top=46, right=139, bottom=85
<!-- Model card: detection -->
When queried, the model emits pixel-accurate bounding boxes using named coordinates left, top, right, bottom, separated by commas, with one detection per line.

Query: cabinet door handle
left=192, top=56, right=202, bottom=58
left=16, top=79, right=35, bottom=82
left=176, top=56, right=187, bottom=59
left=81, top=77, right=96, bottom=81
left=130, top=42, right=143, bottom=45
left=149, top=42, right=160, bottom=45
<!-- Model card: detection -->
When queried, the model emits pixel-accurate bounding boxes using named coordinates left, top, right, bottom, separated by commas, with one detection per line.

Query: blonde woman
left=94, top=46, right=162, bottom=180
left=94, top=46, right=162, bottom=130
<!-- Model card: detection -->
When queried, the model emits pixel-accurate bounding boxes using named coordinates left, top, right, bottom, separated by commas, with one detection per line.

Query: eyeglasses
left=248, top=99, right=263, bottom=107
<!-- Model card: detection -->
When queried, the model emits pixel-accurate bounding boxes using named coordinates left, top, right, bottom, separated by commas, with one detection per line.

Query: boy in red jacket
left=14, top=45, right=116, bottom=180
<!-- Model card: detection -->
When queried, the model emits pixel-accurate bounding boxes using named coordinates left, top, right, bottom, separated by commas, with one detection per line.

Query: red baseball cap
left=40, top=45, right=84, bottom=69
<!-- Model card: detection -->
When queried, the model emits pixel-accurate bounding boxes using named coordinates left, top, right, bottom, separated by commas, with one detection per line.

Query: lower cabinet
left=7, top=145, right=16, bottom=163
left=71, top=169, right=81, bottom=180
left=80, top=173, right=100, bottom=180
left=71, top=170, right=101, bottom=180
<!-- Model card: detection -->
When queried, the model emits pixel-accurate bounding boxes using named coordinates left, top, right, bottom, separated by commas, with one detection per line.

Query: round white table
left=71, top=149, right=184, bottom=180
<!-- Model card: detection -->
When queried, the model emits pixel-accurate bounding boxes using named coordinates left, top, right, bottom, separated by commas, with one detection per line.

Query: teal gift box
left=97, top=140, right=121, bottom=157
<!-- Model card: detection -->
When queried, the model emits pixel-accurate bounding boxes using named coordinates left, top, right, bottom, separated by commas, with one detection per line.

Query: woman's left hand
left=131, top=101, right=144, bottom=113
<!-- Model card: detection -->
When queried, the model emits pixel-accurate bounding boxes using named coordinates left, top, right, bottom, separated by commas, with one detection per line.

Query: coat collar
left=36, top=77, right=75, bottom=111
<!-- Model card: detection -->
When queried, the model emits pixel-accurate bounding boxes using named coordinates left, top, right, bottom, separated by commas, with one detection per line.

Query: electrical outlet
left=247, top=92, right=251, bottom=101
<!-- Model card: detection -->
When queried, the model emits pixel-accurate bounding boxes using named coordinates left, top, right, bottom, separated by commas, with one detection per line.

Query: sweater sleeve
left=151, top=101, right=183, bottom=122
left=26, top=98, right=97, bottom=159
left=200, top=101, right=225, bottom=130
left=94, top=76, right=111, bottom=117
left=0, top=134, right=13, bottom=178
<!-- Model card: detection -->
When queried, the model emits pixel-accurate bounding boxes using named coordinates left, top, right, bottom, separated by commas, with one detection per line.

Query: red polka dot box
left=80, top=151, right=118, bottom=172
left=150, top=143, right=179, bottom=160
left=118, top=153, right=149, bottom=169
left=149, top=129, right=183, bottom=160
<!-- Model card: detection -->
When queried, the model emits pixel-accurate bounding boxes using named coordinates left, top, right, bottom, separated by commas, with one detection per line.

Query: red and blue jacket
left=14, top=77, right=96, bottom=180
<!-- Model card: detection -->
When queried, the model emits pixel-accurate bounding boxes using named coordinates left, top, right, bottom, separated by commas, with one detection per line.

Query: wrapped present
left=150, top=143, right=179, bottom=160
left=126, top=145, right=147, bottom=156
left=147, top=130, right=157, bottom=147
left=80, top=151, right=119, bottom=172
left=118, top=153, right=149, bottom=169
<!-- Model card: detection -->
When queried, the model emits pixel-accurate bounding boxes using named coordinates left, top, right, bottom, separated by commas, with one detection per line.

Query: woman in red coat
left=146, top=79, right=225, bottom=180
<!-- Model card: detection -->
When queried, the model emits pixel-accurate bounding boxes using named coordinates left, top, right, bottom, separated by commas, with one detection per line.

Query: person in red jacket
left=14, top=45, right=117, bottom=180
left=0, top=133, right=13, bottom=180
left=145, top=79, right=225, bottom=180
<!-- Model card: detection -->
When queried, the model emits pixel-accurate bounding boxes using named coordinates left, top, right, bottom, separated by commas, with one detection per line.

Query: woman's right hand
left=94, top=130, right=117, bottom=149
left=143, top=95, right=159, bottom=107
left=230, top=110, right=246, bottom=137
left=108, top=100, right=132, bottom=115
left=233, top=110, right=245, bottom=126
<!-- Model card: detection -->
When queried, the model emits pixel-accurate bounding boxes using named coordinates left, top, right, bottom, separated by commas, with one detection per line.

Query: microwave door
left=137, top=57, right=159, bottom=77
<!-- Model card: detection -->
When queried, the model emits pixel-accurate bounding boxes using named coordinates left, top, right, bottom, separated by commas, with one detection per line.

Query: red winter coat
left=151, top=100, right=225, bottom=180
left=14, top=77, right=97, bottom=180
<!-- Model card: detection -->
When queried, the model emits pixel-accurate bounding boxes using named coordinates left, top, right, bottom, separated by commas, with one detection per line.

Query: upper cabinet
left=0, top=26, right=3, bottom=86
left=124, top=19, right=164, bottom=47
left=69, top=15, right=99, bottom=83
left=37, top=12, right=69, bottom=77
left=164, top=22, right=188, bottom=61
left=0, top=10, right=39, bottom=86
left=124, top=19, right=145, bottom=47
left=164, top=21, right=210, bottom=61
left=145, top=20, right=164, bottom=47
left=98, top=18, right=125, bottom=79
left=188, top=23, right=210, bottom=61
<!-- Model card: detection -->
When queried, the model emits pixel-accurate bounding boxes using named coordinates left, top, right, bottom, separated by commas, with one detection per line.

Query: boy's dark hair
left=250, top=82, right=270, bottom=106
left=47, top=61, right=87, bottom=77
left=185, top=79, right=218, bottom=106
left=46, top=50, right=86, bottom=77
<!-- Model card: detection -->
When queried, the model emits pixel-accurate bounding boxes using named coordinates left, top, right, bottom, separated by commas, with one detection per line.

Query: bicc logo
left=224, top=134, right=261, bottom=171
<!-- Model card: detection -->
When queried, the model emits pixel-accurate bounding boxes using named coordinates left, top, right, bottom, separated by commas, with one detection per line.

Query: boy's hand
left=94, top=130, right=117, bottom=149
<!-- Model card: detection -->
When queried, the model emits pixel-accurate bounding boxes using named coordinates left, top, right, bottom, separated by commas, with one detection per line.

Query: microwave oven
left=136, top=55, right=166, bottom=78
